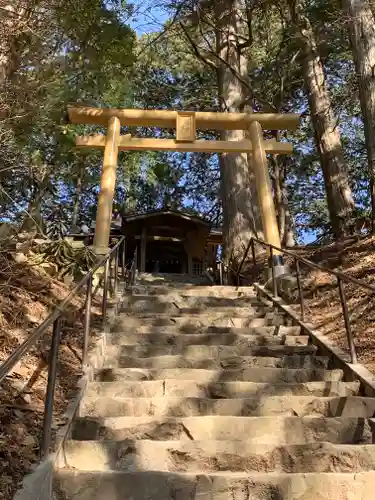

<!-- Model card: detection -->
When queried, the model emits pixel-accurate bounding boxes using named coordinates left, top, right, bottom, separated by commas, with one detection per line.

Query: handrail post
left=41, top=317, right=62, bottom=459
left=237, top=239, right=252, bottom=277
left=337, top=277, right=357, bottom=363
left=251, top=239, right=256, bottom=267
left=102, top=258, right=110, bottom=324
left=82, top=274, right=92, bottom=367
left=269, top=246, right=278, bottom=297
left=114, top=247, right=119, bottom=296
left=219, top=261, right=223, bottom=286
left=122, top=239, right=126, bottom=280
left=295, top=258, right=305, bottom=321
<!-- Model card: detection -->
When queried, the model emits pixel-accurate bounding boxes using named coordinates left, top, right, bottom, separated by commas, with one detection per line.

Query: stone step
left=71, top=415, right=372, bottom=444
left=108, top=325, right=302, bottom=336
left=119, top=306, right=276, bottom=316
left=79, top=396, right=375, bottom=418
left=97, top=344, right=317, bottom=364
left=119, top=301, right=271, bottom=316
left=61, top=439, right=375, bottom=473
left=85, top=380, right=360, bottom=399
left=137, top=272, right=210, bottom=283
left=104, top=332, right=309, bottom=347
left=93, top=367, right=343, bottom=383
left=122, top=294, right=270, bottom=308
left=132, top=285, right=257, bottom=297
left=113, top=314, right=289, bottom=329
left=99, top=353, right=329, bottom=370
left=54, top=469, right=375, bottom=500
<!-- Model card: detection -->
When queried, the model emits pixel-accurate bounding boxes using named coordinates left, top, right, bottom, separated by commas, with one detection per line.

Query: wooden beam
left=249, top=120, right=282, bottom=255
left=68, top=106, right=300, bottom=131
left=93, top=116, right=120, bottom=254
left=140, top=228, right=147, bottom=272
left=76, top=135, right=293, bottom=154
left=176, top=111, right=196, bottom=142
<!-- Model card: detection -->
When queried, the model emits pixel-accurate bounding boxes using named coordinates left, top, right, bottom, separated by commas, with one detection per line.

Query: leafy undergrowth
left=0, top=248, right=103, bottom=500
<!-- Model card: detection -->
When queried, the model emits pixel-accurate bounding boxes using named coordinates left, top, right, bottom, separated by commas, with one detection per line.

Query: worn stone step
left=132, top=285, right=257, bottom=297
left=93, top=367, right=343, bottom=383
left=79, top=396, right=375, bottom=418
left=61, top=439, right=375, bottom=473
left=100, top=353, right=328, bottom=370
left=108, top=324, right=302, bottom=336
left=85, top=380, right=360, bottom=399
left=113, top=314, right=288, bottom=329
left=122, top=294, right=270, bottom=309
left=120, top=306, right=276, bottom=317
left=54, top=469, right=375, bottom=500
left=97, top=345, right=317, bottom=366
left=104, top=332, right=309, bottom=347
left=72, top=415, right=372, bottom=444
left=119, top=301, right=271, bottom=316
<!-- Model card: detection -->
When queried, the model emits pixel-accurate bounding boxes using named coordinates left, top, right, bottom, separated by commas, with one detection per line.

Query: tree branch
left=179, top=21, right=218, bottom=70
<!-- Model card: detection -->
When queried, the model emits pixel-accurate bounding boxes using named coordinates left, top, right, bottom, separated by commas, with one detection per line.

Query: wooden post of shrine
left=140, top=228, right=147, bottom=272
left=68, top=106, right=301, bottom=265
left=93, top=116, right=120, bottom=254
left=248, top=121, right=284, bottom=268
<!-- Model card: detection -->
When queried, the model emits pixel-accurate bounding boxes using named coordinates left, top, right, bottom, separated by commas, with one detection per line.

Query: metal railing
left=0, top=236, right=138, bottom=459
left=220, top=237, right=375, bottom=364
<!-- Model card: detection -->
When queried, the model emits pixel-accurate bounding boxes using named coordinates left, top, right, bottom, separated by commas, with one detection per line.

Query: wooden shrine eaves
left=68, top=106, right=300, bottom=131
left=76, top=135, right=293, bottom=154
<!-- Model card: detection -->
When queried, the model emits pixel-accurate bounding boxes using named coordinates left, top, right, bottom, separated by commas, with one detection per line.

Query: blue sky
left=129, top=3, right=168, bottom=35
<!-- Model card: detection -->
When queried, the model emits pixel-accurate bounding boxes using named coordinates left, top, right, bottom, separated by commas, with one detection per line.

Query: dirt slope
left=287, top=237, right=375, bottom=370
left=0, top=250, right=102, bottom=500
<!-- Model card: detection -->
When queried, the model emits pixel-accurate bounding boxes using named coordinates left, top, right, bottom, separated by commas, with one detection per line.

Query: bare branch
left=179, top=21, right=218, bottom=70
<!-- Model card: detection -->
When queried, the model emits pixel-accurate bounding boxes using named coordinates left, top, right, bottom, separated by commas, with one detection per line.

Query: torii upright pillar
left=93, top=116, right=120, bottom=254
left=248, top=121, right=284, bottom=266
left=67, top=107, right=300, bottom=265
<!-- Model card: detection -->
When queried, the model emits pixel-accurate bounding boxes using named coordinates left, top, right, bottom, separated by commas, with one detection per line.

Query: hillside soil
left=0, top=249, right=104, bottom=500
left=246, top=236, right=375, bottom=370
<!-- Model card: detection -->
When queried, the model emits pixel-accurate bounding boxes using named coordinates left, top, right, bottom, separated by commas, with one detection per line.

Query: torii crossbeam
left=68, top=106, right=300, bottom=260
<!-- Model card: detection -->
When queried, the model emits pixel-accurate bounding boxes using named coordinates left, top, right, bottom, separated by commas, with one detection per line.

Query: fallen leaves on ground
left=0, top=248, right=103, bottom=500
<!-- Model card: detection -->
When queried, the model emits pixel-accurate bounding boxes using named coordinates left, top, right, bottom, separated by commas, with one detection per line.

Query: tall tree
left=286, top=0, right=356, bottom=239
left=213, top=0, right=263, bottom=263
left=341, top=0, right=375, bottom=231
left=173, top=0, right=264, bottom=262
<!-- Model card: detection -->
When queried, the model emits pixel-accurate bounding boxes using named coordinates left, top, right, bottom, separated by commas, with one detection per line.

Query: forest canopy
left=1, top=0, right=374, bottom=252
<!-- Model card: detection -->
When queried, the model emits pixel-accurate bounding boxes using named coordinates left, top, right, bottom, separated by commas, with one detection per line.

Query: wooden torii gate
left=67, top=106, right=300, bottom=265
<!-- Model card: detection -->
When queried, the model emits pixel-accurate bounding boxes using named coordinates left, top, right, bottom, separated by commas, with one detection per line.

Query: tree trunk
left=0, top=2, right=31, bottom=86
left=272, top=154, right=295, bottom=247
left=288, top=0, right=355, bottom=239
left=22, top=188, right=44, bottom=233
left=341, top=0, right=375, bottom=231
left=71, top=166, right=83, bottom=230
left=214, top=0, right=263, bottom=265
left=283, top=195, right=295, bottom=247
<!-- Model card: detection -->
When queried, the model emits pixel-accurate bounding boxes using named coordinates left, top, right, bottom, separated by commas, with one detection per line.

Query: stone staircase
left=54, top=273, right=375, bottom=499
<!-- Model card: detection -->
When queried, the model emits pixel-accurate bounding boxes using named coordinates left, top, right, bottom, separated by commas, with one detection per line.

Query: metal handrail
left=0, top=235, right=137, bottom=459
left=224, top=237, right=375, bottom=364
left=251, top=237, right=375, bottom=293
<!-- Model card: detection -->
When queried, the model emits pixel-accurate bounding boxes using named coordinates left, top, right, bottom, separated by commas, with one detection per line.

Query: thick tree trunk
left=288, top=0, right=355, bottom=239
left=215, top=0, right=263, bottom=265
left=341, top=0, right=375, bottom=231
left=272, top=154, right=295, bottom=247
left=0, top=2, right=30, bottom=85
left=71, top=167, right=83, bottom=230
